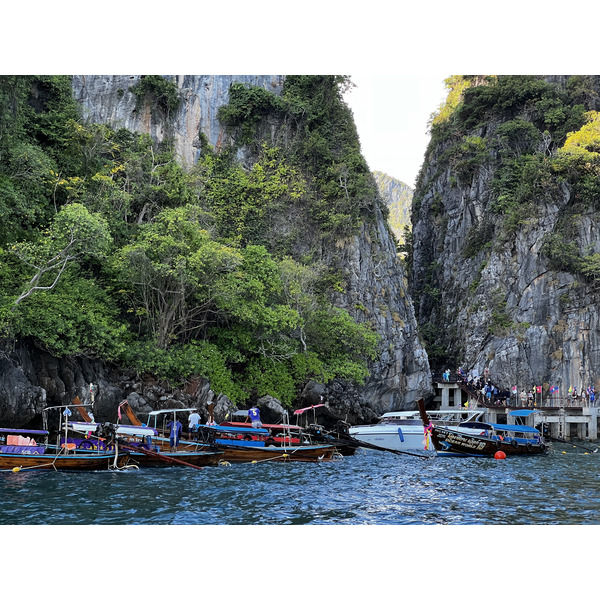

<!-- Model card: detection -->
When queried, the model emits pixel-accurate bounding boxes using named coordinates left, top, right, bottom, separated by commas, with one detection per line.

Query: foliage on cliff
left=0, top=75, right=379, bottom=406
left=412, top=75, right=600, bottom=368
left=217, top=76, right=381, bottom=241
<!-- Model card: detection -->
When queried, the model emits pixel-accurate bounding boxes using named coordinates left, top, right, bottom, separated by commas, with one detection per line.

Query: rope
left=249, top=453, right=292, bottom=463
left=7, top=462, right=58, bottom=473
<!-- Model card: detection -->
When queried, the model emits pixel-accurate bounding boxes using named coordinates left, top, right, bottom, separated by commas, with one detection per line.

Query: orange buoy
left=494, top=450, right=506, bottom=460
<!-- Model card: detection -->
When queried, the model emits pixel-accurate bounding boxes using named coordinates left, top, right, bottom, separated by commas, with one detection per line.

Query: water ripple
left=1, top=447, right=599, bottom=525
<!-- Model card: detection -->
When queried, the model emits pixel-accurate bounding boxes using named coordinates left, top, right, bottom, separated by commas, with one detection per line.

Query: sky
left=344, top=74, right=449, bottom=187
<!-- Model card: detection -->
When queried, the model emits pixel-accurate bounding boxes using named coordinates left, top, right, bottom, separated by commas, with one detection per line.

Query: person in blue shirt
left=248, top=406, right=262, bottom=428
left=168, top=418, right=183, bottom=451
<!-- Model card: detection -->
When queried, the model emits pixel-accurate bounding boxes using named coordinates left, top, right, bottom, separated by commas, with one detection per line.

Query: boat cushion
left=0, top=445, right=46, bottom=454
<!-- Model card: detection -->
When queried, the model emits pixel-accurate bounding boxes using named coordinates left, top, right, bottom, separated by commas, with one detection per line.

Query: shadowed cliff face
left=411, top=75, right=600, bottom=396
left=67, top=75, right=432, bottom=421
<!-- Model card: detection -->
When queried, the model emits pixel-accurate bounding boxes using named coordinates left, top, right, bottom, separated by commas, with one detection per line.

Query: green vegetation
left=131, top=76, right=180, bottom=114
left=416, top=75, right=600, bottom=368
left=0, top=75, right=379, bottom=407
left=219, top=76, right=379, bottom=239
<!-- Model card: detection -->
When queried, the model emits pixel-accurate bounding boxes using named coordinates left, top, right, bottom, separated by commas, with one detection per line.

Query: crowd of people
left=437, top=367, right=597, bottom=408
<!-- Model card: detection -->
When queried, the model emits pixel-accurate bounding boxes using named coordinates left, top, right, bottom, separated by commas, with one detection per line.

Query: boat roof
left=147, top=408, right=197, bottom=415
left=220, top=421, right=302, bottom=431
left=380, top=409, right=484, bottom=418
left=492, top=423, right=540, bottom=433
left=42, top=403, right=93, bottom=412
left=0, top=428, right=49, bottom=435
left=293, top=404, right=325, bottom=415
left=199, top=424, right=270, bottom=436
left=508, top=410, right=540, bottom=417
left=68, top=422, right=158, bottom=436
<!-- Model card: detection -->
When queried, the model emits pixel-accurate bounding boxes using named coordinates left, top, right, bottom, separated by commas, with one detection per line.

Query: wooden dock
left=431, top=379, right=600, bottom=441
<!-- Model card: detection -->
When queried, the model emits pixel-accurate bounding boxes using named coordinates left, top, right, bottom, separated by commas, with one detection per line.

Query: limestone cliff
left=372, top=171, right=413, bottom=245
left=412, top=75, right=600, bottom=396
left=72, top=75, right=285, bottom=165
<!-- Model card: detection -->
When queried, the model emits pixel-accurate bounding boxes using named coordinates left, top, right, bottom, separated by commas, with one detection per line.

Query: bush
left=131, top=76, right=180, bottom=113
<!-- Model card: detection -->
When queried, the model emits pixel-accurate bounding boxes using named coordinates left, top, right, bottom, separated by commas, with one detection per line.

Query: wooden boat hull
left=218, top=443, right=339, bottom=463
left=0, top=450, right=132, bottom=471
left=431, top=426, right=547, bottom=457
left=127, top=449, right=223, bottom=467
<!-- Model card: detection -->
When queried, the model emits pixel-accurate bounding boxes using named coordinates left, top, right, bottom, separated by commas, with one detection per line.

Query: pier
left=431, top=377, right=600, bottom=442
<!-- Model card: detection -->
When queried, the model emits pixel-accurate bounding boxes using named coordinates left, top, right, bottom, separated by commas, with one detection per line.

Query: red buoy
left=494, top=450, right=506, bottom=460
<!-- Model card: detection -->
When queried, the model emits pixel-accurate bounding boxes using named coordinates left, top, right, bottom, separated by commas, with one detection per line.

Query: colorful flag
left=536, top=386, right=542, bottom=394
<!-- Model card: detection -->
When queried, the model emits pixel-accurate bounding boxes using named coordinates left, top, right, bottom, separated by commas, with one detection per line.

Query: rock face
left=72, top=75, right=285, bottom=165
left=411, top=75, right=600, bottom=396
left=0, top=76, right=432, bottom=427
left=373, top=171, right=413, bottom=245
left=328, top=205, right=431, bottom=421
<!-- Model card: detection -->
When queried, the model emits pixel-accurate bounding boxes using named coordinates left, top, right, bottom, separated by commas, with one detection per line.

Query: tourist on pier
left=527, top=389, right=534, bottom=407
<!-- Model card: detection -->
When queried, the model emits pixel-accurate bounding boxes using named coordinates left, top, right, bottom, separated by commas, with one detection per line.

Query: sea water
left=2, top=443, right=600, bottom=526
left=3, top=444, right=594, bottom=599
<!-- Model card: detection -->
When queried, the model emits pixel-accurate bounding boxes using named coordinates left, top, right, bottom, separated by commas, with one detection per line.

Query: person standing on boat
left=248, top=406, right=262, bottom=428
left=188, top=410, right=201, bottom=439
left=168, top=418, right=183, bottom=451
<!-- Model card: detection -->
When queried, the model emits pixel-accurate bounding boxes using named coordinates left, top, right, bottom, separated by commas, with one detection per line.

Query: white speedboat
left=348, top=409, right=486, bottom=453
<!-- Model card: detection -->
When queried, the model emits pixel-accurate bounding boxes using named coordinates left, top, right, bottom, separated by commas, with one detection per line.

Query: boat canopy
left=199, top=424, right=270, bottom=436
left=147, top=408, right=197, bottom=416
left=492, top=423, right=540, bottom=434
left=0, top=428, right=49, bottom=435
left=221, top=421, right=302, bottom=431
left=68, top=422, right=158, bottom=436
left=380, top=409, right=485, bottom=419
left=508, top=410, right=540, bottom=417
left=293, top=404, right=325, bottom=415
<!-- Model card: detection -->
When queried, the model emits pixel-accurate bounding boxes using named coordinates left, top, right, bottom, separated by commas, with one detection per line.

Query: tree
left=10, top=203, right=111, bottom=307
left=112, top=204, right=242, bottom=349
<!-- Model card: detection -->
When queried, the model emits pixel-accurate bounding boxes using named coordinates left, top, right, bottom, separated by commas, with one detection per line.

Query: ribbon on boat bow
left=423, top=422, right=433, bottom=450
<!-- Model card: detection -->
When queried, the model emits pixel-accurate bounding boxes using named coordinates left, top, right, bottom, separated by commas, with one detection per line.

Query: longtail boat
left=129, top=405, right=339, bottom=463
left=196, top=423, right=340, bottom=463
left=223, top=406, right=359, bottom=456
left=293, top=404, right=359, bottom=456
left=0, top=427, right=132, bottom=472
left=67, top=419, right=223, bottom=469
left=416, top=398, right=548, bottom=457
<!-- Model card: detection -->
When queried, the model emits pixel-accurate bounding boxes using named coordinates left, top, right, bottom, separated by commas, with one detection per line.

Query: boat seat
left=0, top=445, right=46, bottom=455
